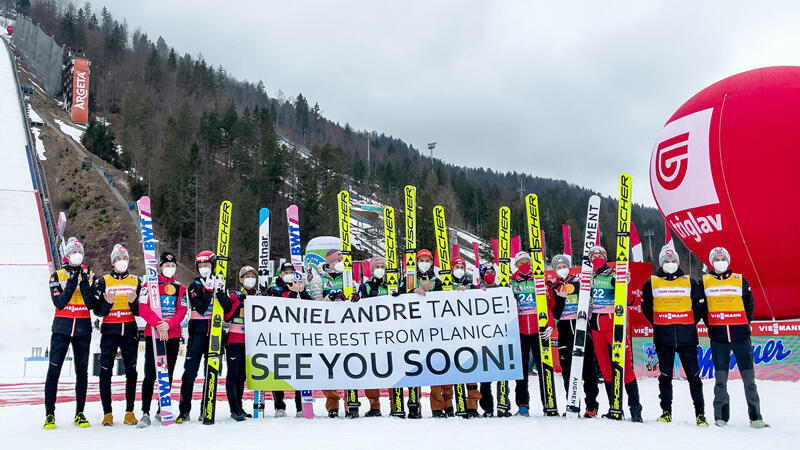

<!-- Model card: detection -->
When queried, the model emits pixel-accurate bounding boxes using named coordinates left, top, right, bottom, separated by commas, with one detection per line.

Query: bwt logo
left=655, top=132, right=690, bottom=190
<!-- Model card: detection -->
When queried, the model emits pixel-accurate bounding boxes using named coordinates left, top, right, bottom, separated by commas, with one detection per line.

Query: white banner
left=245, top=287, right=522, bottom=390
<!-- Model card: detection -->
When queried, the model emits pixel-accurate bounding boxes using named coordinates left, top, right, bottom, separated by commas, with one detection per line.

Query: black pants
left=45, top=332, right=91, bottom=415
left=479, top=382, right=494, bottom=414
left=226, top=343, right=246, bottom=414
left=710, top=338, right=762, bottom=422
left=517, top=333, right=545, bottom=410
left=557, top=319, right=600, bottom=411
left=655, top=342, right=704, bottom=414
left=141, top=337, right=179, bottom=415
left=99, top=333, right=139, bottom=414
left=179, top=334, right=209, bottom=415
left=273, top=391, right=303, bottom=411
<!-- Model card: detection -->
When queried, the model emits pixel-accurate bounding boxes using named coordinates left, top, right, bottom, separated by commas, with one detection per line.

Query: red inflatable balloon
left=650, top=66, right=800, bottom=320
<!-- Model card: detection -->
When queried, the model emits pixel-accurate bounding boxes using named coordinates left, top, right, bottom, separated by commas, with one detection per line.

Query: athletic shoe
left=365, top=409, right=382, bottom=417
left=465, top=409, right=480, bottom=419
left=715, top=419, right=727, bottom=427
left=516, top=405, right=530, bottom=417
left=274, top=409, right=287, bottom=418
left=696, top=414, right=709, bottom=427
left=583, top=408, right=598, bottom=418
left=101, top=413, right=114, bottom=426
left=432, top=410, right=447, bottom=418
left=658, top=411, right=672, bottom=423
left=750, top=419, right=770, bottom=429
left=137, top=413, right=151, bottom=428
left=230, top=411, right=247, bottom=422
left=73, top=412, right=90, bottom=428
left=176, top=413, right=190, bottom=424
left=123, top=411, right=138, bottom=425
left=328, top=409, right=339, bottom=418
left=43, top=414, right=56, bottom=430
left=295, top=411, right=304, bottom=418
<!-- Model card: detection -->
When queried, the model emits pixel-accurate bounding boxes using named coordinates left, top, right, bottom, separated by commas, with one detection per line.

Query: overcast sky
left=93, top=1, right=800, bottom=207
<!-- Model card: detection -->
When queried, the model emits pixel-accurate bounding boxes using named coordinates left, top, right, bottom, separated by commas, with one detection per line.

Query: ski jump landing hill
left=0, top=36, right=54, bottom=377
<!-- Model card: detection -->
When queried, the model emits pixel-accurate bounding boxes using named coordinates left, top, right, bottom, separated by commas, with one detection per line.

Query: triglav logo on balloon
left=655, top=133, right=689, bottom=190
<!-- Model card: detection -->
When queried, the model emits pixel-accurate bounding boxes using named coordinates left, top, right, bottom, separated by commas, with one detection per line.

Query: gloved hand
left=350, top=293, right=360, bottom=303
left=331, top=291, right=347, bottom=302
left=541, top=326, right=554, bottom=340
left=201, top=276, right=215, bottom=291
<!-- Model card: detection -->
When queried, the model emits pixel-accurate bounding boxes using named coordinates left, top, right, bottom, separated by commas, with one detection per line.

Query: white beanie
left=65, top=237, right=84, bottom=255
left=708, top=247, right=730, bottom=265
left=514, top=251, right=531, bottom=265
left=110, top=244, right=128, bottom=263
left=658, top=246, right=679, bottom=266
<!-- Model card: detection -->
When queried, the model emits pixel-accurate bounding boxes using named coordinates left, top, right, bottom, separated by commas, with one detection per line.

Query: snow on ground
left=54, top=118, right=84, bottom=142
left=30, top=127, right=45, bottom=160
left=0, top=376, right=796, bottom=449
left=26, top=102, right=42, bottom=123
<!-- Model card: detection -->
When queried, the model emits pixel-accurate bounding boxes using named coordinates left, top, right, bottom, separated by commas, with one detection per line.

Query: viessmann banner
left=245, top=288, right=522, bottom=390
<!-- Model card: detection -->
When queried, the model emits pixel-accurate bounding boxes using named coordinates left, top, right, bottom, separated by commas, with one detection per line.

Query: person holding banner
left=178, top=251, right=231, bottom=423
left=587, top=246, right=643, bottom=422
left=510, top=251, right=554, bottom=416
left=412, top=249, right=452, bottom=417
left=356, top=256, right=392, bottom=417
left=451, top=257, right=482, bottom=418
left=698, top=247, right=768, bottom=429
left=93, top=244, right=142, bottom=426
left=138, top=252, right=187, bottom=427
left=220, top=266, right=260, bottom=421
left=267, top=262, right=312, bottom=417
left=549, top=254, right=600, bottom=418
left=641, top=247, right=708, bottom=426
left=476, top=262, right=499, bottom=417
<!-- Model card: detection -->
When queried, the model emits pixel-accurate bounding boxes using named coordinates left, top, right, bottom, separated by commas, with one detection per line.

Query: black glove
left=331, top=291, right=347, bottom=302
left=350, top=293, right=360, bottom=303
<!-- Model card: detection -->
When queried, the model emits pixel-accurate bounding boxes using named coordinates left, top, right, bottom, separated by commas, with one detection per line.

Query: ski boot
left=658, top=411, right=672, bottom=423
left=137, top=413, right=151, bottom=428
left=432, top=410, right=448, bottom=418
left=365, top=409, right=382, bottom=417
left=465, top=409, right=480, bottom=419
left=516, top=405, right=530, bottom=417
left=176, top=412, right=190, bottom=424
left=43, top=414, right=56, bottom=430
left=73, top=412, right=90, bottom=428
left=102, top=413, right=114, bottom=426
left=328, top=409, right=339, bottom=418
left=696, top=414, right=709, bottom=427
left=750, top=419, right=770, bottom=429
left=123, top=411, right=138, bottom=425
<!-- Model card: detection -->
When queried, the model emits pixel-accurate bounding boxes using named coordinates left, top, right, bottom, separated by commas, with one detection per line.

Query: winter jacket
left=139, top=273, right=188, bottom=339
left=93, top=271, right=141, bottom=337
left=224, top=287, right=255, bottom=345
left=359, top=277, right=390, bottom=297
left=186, top=276, right=232, bottom=336
left=698, top=270, right=754, bottom=343
left=641, top=268, right=703, bottom=347
left=49, top=265, right=97, bottom=337
left=510, top=269, right=555, bottom=335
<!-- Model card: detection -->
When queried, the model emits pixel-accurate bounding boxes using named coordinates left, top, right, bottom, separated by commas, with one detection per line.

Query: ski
left=287, top=204, right=315, bottom=419
left=203, top=200, right=232, bottom=425
left=254, top=207, right=271, bottom=419
left=496, top=206, right=512, bottom=417
left=403, top=186, right=421, bottom=417
left=525, top=194, right=559, bottom=416
left=433, top=205, right=467, bottom=417
left=384, top=206, right=404, bottom=417
left=565, top=195, right=601, bottom=417
left=337, top=191, right=359, bottom=418
left=609, top=174, right=632, bottom=419
left=136, top=196, right=175, bottom=426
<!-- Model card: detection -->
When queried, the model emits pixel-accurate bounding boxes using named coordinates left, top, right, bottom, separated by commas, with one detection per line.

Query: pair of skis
left=337, top=191, right=360, bottom=418
left=564, top=174, right=631, bottom=419
left=383, top=205, right=407, bottom=418
left=254, top=207, right=314, bottom=419
left=403, top=186, right=422, bottom=418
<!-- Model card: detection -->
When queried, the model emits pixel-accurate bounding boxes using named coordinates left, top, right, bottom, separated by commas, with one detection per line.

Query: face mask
left=373, top=268, right=385, bottom=279
left=483, top=272, right=496, bottom=285
left=453, top=268, right=465, bottom=279
left=68, top=252, right=83, bottom=266
left=282, top=273, right=296, bottom=284
left=418, top=261, right=431, bottom=273
left=162, top=266, right=176, bottom=278
left=243, top=277, right=257, bottom=289
left=199, top=267, right=212, bottom=278
left=333, top=261, right=345, bottom=273
left=591, top=257, right=606, bottom=271
left=518, top=263, right=531, bottom=275
left=556, top=268, right=570, bottom=279
left=663, top=262, right=678, bottom=274
left=114, top=259, right=129, bottom=273
left=713, top=260, right=729, bottom=273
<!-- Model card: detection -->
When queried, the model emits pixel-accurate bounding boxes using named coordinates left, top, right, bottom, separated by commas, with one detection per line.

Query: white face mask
left=282, top=273, right=296, bottom=284
left=418, top=261, right=431, bottom=273
left=114, top=259, right=129, bottom=273
left=713, top=260, right=729, bottom=273
left=199, top=267, right=212, bottom=278
left=453, top=268, right=465, bottom=279
left=556, top=268, right=570, bottom=279
left=373, top=268, right=385, bottom=279
left=162, top=266, right=176, bottom=278
left=333, top=261, right=345, bottom=273
left=662, top=262, right=679, bottom=274
left=243, top=277, right=257, bottom=289
left=69, top=252, right=83, bottom=266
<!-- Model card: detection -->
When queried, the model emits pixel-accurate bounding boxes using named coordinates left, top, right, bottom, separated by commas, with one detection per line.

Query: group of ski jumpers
left=45, top=234, right=768, bottom=429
